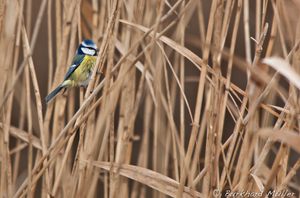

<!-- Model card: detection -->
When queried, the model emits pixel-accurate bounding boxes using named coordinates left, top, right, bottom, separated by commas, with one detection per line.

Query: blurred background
left=1, top=0, right=300, bottom=197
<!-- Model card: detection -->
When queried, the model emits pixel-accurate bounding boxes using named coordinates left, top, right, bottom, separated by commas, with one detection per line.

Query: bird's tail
left=45, top=84, right=64, bottom=104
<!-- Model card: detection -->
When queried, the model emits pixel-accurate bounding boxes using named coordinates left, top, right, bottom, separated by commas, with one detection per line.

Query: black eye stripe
left=81, top=46, right=96, bottom=51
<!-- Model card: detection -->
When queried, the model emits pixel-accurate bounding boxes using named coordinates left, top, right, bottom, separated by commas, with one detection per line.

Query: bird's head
left=77, top=39, right=99, bottom=56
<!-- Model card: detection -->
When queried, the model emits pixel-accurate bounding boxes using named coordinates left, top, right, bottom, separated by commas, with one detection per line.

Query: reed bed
left=0, top=0, right=300, bottom=197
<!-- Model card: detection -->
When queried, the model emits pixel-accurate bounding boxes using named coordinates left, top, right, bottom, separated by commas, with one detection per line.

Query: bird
left=45, top=39, right=98, bottom=103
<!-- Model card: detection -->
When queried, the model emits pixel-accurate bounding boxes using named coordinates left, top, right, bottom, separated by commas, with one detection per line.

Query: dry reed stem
left=81, top=160, right=202, bottom=198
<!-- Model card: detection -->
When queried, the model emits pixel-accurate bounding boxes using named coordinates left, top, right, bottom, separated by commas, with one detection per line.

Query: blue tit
left=45, top=39, right=98, bottom=103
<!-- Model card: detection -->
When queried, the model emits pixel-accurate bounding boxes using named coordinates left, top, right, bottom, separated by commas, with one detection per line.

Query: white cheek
left=81, top=47, right=95, bottom=56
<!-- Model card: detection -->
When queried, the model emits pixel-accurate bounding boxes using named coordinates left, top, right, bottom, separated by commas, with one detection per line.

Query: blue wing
left=63, top=55, right=85, bottom=80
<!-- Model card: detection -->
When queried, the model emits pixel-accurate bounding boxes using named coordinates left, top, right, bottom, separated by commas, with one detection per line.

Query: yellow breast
left=70, top=56, right=97, bottom=86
